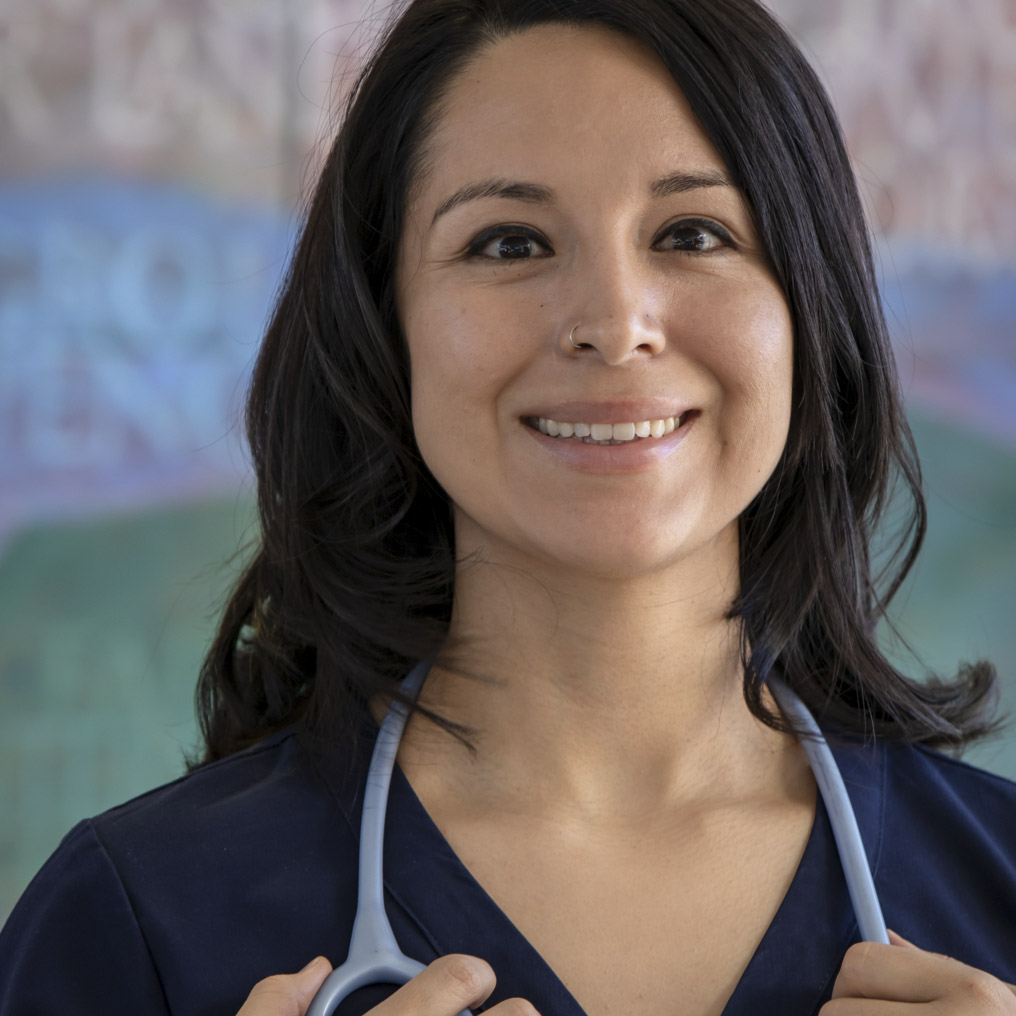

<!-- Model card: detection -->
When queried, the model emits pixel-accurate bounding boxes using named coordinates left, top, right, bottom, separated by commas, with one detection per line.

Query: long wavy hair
left=192, top=0, right=999, bottom=768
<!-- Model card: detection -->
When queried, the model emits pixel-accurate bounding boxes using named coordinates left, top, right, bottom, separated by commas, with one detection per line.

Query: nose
left=557, top=255, right=667, bottom=364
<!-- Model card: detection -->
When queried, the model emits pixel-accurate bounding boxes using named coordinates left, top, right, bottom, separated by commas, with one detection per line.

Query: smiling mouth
left=524, top=412, right=696, bottom=445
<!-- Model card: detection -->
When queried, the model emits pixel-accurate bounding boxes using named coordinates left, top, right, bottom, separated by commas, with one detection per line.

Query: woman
left=2, top=1, right=1014, bottom=1014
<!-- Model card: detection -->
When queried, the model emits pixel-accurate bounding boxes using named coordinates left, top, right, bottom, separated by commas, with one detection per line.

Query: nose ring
left=568, top=324, right=583, bottom=349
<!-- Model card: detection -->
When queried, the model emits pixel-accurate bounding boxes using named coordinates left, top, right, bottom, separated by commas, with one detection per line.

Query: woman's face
left=396, top=25, right=794, bottom=581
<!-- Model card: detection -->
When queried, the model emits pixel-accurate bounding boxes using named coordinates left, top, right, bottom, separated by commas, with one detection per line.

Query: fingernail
left=301, top=956, right=325, bottom=974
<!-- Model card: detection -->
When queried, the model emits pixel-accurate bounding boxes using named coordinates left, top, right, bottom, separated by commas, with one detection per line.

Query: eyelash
left=652, top=217, right=736, bottom=253
left=464, top=217, right=736, bottom=261
left=465, top=225, right=552, bottom=260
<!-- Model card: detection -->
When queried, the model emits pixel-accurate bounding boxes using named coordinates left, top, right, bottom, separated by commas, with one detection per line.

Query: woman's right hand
left=236, top=953, right=541, bottom=1016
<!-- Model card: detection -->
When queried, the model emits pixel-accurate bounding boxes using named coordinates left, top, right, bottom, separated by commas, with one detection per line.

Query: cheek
left=404, top=297, right=514, bottom=485
left=406, top=301, right=478, bottom=429
left=407, top=335, right=468, bottom=474
left=707, top=287, right=795, bottom=481
left=407, top=284, right=510, bottom=381
left=405, top=282, right=544, bottom=418
left=725, top=289, right=794, bottom=414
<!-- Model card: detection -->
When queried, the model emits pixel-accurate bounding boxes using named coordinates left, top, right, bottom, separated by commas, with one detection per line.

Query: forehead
left=411, top=23, right=729, bottom=209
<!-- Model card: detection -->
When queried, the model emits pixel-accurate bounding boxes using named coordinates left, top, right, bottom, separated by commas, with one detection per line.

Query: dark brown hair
left=193, top=0, right=999, bottom=768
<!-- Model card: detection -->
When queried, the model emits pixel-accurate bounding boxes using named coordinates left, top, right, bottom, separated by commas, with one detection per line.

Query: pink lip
left=522, top=399, right=689, bottom=424
left=522, top=410, right=699, bottom=474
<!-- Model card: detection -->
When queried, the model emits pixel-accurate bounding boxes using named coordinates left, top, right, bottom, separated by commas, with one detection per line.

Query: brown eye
left=468, top=226, right=553, bottom=260
left=652, top=219, right=732, bottom=253
left=492, top=235, right=536, bottom=259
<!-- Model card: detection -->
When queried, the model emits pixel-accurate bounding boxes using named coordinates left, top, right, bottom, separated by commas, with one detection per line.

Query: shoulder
left=880, top=739, right=1016, bottom=839
left=91, top=727, right=354, bottom=874
left=0, top=818, right=173, bottom=1013
left=836, top=737, right=1016, bottom=982
left=86, top=725, right=370, bottom=942
left=0, top=728, right=370, bottom=1016
left=833, top=733, right=1016, bottom=836
left=836, top=735, right=1016, bottom=865
left=878, top=742, right=1016, bottom=899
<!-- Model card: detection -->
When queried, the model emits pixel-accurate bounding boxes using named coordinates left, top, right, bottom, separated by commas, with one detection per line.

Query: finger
left=483, top=1001, right=543, bottom=1015
left=888, top=933, right=1016, bottom=1001
left=238, top=956, right=333, bottom=1016
left=886, top=929, right=954, bottom=961
left=821, top=1000, right=928, bottom=1016
left=369, top=954, right=508, bottom=1016
left=831, top=940, right=989, bottom=1003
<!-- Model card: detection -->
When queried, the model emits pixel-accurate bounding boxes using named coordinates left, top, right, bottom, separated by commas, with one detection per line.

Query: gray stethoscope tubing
left=306, top=661, right=463, bottom=1016
left=308, top=663, right=888, bottom=1016
left=768, top=677, right=889, bottom=946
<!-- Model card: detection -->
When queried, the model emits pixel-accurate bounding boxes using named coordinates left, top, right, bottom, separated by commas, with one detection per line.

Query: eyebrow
left=650, top=169, right=734, bottom=197
left=432, top=179, right=554, bottom=224
left=431, top=169, right=735, bottom=224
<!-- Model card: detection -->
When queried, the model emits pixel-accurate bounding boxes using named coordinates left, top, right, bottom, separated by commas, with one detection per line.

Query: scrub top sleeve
left=0, top=819, right=172, bottom=1016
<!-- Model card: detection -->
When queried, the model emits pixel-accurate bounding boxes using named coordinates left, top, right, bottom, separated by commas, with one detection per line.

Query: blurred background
left=1, top=0, right=1014, bottom=922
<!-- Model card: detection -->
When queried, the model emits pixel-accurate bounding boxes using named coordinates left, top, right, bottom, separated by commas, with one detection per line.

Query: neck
left=394, top=532, right=801, bottom=827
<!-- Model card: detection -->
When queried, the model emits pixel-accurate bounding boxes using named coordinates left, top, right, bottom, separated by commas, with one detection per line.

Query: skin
left=401, top=37, right=791, bottom=590
left=394, top=24, right=798, bottom=826
left=240, top=24, right=1016, bottom=1016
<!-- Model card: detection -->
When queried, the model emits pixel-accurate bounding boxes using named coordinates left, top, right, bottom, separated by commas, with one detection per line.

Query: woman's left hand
left=821, top=931, right=1016, bottom=1014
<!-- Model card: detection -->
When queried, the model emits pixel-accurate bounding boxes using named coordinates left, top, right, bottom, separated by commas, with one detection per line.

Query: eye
left=467, top=226, right=553, bottom=260
left=652, top=218, right=734, bottom=253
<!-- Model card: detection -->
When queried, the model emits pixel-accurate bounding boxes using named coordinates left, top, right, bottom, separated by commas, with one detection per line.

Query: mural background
left=1, top=0, right=1014, bottom=921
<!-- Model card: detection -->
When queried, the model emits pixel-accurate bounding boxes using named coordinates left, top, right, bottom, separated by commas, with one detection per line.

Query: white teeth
left=534, top=415, right=682, bottom=443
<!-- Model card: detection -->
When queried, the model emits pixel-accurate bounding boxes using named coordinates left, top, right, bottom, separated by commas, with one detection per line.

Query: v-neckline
left=371, top=739, right=884, bottom=1016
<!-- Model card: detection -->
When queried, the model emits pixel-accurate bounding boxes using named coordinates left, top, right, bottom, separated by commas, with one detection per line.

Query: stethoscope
left=307, top=661, right=888, bottom=1016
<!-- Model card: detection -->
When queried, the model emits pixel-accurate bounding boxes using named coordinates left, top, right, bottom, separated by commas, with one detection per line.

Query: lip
left=522, top=408, right=699, bottom=474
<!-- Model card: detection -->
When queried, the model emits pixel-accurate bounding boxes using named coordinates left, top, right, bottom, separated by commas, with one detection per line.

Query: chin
left=526, top=525, right=723, bottom=583
left=454, top=495, right=741, bottom=586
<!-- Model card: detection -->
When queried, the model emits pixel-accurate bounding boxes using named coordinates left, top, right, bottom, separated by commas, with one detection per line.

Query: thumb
left=887, top=930, right=958, bottom=964
left=295, top=956, right=334, bottom=992
left=886, top=929, right=920, bottom=950
left=237, top=956, right=334, bottom=1016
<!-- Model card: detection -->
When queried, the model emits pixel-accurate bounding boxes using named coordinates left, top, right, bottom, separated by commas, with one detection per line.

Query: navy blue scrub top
left=2, top=717, right=1016, bottom=1016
